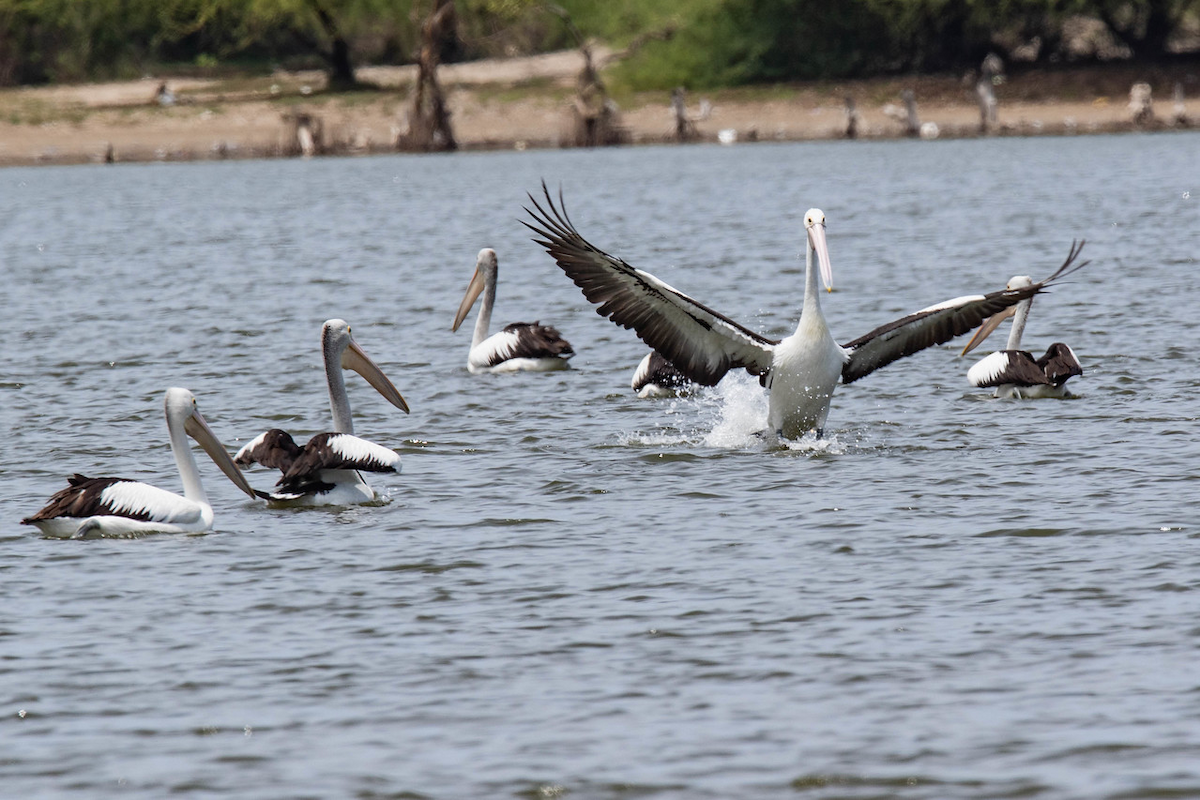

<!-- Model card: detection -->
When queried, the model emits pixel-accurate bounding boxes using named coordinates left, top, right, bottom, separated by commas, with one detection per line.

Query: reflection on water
left=3, top=132, right=1200, bottom=799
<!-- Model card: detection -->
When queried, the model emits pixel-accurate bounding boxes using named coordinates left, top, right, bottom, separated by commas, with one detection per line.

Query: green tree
left=168, top=0, right=417, bottom=88
left=1087, top=0, right=1200, bottom=58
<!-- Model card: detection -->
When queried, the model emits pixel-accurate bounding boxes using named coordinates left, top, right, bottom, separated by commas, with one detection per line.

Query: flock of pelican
left=22, top=185, right=1088, bottom=537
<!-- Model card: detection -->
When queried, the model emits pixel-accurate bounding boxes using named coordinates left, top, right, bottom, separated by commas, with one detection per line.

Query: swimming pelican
left=22, top=387, right=258, bottom=538
left=452, top=247, right=574, bottom=373
left=525, top=185, right=1087, bottom=438
left=235, top=319, right=408, bottom=505
left=632, top=350, right=693, bottom=398
left=960, top=264, right=1084, bottom=398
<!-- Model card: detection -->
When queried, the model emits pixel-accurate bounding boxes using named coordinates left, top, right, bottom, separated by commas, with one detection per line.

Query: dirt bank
left=0, top=51, right=1196, bottom=167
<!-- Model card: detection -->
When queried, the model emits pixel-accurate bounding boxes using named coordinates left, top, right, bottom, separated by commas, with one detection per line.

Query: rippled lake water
left=3, top=132, right=1199, bottom=799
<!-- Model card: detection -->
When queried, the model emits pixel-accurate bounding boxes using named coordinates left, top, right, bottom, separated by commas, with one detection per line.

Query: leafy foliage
left=0, top=0, right=1196, bottom=88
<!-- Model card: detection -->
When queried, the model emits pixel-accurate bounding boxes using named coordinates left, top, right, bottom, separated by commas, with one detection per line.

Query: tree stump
left=902, top=90, right=920, bottom=137
left=397, top=0, right=458, bottom=152
left=1129, top=83, right=1154, bottom=126
left=975, top=53, right=1003, bottom=133
left=672, top=88, right=698, bottom=142
left=843, top=96, right=860, bottom=139
left=284, top=111, right=322, bottom=157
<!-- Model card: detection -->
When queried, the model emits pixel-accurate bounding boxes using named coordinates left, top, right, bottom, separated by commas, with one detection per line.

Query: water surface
left=3, top=133, right=1199, bottom=798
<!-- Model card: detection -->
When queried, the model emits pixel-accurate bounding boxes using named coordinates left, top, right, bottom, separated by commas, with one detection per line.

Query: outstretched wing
left=524, top=183, right=776, bottom=386
left=841, top=240, right=1088, bottom=384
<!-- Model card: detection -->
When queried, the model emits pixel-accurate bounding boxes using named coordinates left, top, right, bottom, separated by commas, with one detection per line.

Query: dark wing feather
left=1037, top=342, right=1083, bottom=386
left=841, top=240, right=1088, bottom=384
left=523, top=183, right=776, bottom=386
left=22, top=475, right=149, bottom=524
left=501, top=322, right=575, bottom=360
left=971, top=351, right=1054, bottom=387
left=633, top=351, right=693, bottom=392
left=275, top=433, right=399, bottom=495
left=234, top=429, right=304, bottom=473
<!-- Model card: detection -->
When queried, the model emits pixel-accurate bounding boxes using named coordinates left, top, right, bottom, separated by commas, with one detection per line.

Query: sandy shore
left=1, top=50, right=1196, bottom=166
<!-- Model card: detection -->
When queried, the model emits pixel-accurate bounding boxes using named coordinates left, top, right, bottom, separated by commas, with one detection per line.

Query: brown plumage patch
left=1038, top=343, right=1083, bottom=386
left=235, top=429, right=304, bottom=472
left=499, top=321, right=574, bottom=362
left=22, top=475, right=149, bottom=524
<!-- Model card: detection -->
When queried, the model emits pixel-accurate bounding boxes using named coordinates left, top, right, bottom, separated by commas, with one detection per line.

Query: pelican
left=452, top=247, right=574, bottom=373
left=632, top=350, right=693, bottom=398
left=960, top=267, right=1084, bottom=398
left=525, top=186, right=1087, bottom=438
left=22, top=388, right=258, bottom=538
left=235, top=319, right=408, bottom=505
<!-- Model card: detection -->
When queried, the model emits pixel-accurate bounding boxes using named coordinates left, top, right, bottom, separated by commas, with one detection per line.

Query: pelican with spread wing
left=525, top=185, right=1086, bottom=438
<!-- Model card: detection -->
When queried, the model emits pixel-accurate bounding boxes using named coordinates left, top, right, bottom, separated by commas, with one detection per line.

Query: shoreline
left=1, top=53, right=1197, bottom=167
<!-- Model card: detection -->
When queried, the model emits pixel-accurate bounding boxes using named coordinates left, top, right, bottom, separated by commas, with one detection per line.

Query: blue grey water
left=2, top=132, right=1199, bottom=799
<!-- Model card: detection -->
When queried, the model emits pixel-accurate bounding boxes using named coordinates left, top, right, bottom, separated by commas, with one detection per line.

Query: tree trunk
left=310, top=0, right=356, bottom=89
left=397, top=0, right=457, bottom=152
left=327, top=34, right=355, bottom=89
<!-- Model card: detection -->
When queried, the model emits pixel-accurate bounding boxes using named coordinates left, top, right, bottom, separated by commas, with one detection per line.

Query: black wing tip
left=1040, top=239, right=1089, bottom=287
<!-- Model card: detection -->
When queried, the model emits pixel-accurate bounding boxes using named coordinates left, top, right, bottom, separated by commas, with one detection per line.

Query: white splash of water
left=779, top=432, right=847, bottom=455
left=618, top=374, right=851, bottom=454
left=617, top=427, right=692, bottom=447
left=702, top=374, right=769, bottom=448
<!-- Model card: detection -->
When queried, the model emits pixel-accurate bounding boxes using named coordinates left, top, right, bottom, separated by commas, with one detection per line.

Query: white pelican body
left=526, top=185, right=1087, bottom=438
left=632, top=351, right=694, bottom=397
left=453, top=248, right=574, bottom=373
left=762, top=252, right=848, bottom=435
left=961, top=270, right=1084, bottom=399
left=22, top=388, right=258, bottom=538
left=236, top=319, right=408, bottom=506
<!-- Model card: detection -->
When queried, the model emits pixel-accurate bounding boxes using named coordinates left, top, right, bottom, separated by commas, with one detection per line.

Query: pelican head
left=804, top=208, right=833, bottom=292
left=960, top=275, right=1035, bottom=355
left=165, top=387, right=259, bottom=499
left=321, top=319, right=409, bottom=413
left=453, top=248, right=498, bottom=332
